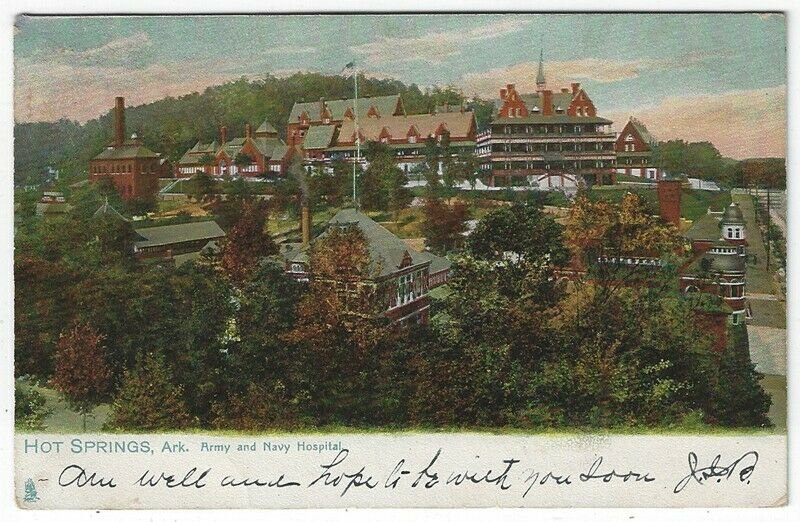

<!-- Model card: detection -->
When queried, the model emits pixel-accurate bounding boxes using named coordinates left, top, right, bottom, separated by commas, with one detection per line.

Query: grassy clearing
left=18, top=382, right=110, bottom=433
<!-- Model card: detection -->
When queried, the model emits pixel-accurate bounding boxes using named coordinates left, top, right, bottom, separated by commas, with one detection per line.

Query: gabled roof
left=256, top=120, right=278, bottom=134
left=303, top=125, right=337, bottom=150
left=134, top=221, right=225, bottom=249
left=337, top=111, right=475, bottom=145
left=289, top=94, right=403, bottom=123
left=628, top=118, right=656, bottom=145
left=287, top=208, right=451, bottom=279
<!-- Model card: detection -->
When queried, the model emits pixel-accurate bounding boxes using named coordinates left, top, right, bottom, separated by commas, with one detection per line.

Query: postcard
left=10, top=11, right=788, bottom=510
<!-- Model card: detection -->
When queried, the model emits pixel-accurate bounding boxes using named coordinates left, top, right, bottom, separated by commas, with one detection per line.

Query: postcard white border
left=1, top=1, right=797, bottom=520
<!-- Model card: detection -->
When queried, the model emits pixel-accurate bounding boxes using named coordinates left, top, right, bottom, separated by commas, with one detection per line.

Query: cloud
left=14, top=56, right=245, bottom=122
left=460, top=53, right=716, bottom=98
left=605, top=86, right=786, bottom=159
left=40, top=32, right=154, bottom=67
left=351, top=18, right=531, bottom=65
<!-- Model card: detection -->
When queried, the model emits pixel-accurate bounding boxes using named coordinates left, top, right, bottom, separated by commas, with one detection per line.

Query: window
left=734, top=228, right=741, bottom=239
left=731, top=313, right=740, bottom=325
left=409, top=135, right=417, bottom=144
left=727, top=227, right=733, bottom=238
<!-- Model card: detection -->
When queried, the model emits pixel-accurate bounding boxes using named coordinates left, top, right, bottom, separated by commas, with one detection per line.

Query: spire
left=536, top=48, right=546, bottom=91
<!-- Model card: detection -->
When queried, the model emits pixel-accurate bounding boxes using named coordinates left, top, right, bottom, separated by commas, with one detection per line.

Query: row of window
left=91, top=162, right=155, bottom=174
left=500, top=124, right=606, bottom=135
left=495, top=160, right=614, bottom=170
left=493, top=142, right=614, bottom=153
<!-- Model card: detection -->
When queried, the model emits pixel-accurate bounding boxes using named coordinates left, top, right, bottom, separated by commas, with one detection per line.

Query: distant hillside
left=14, top=72, right=493, bottom=186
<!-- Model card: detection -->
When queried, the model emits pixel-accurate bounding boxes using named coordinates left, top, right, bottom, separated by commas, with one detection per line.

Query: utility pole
left=766, top=183, right=771, bottom=271
left=353, top=64, right=360, bottom=208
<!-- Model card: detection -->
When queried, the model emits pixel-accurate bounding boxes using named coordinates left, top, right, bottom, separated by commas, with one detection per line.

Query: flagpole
left=353, top=64, right=359, bottom=207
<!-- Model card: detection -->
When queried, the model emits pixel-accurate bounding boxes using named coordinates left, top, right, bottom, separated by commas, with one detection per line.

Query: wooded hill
left=14, top=72, right=495, bottom=186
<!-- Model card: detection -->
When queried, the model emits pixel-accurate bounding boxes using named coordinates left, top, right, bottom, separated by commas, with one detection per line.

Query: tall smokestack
left=657, top=180, right=683, bottom=227
left=114, top=96, right=125, bottom=147
left=220, top=126, right=227, bottom=145
left=245, top=123, right=252, bottom=139
left=301, top=203, right=311, bottom=246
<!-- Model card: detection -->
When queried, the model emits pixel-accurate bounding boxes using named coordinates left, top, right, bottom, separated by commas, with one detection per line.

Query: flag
left=341, top=61, right=355, bottom=77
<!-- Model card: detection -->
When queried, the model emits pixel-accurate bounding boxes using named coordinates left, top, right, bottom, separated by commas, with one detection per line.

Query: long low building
left=133, top=220, right=226, bottom=260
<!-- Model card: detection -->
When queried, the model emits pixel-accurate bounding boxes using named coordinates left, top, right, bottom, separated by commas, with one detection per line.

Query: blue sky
left=14, top=13, right=787, bottom=157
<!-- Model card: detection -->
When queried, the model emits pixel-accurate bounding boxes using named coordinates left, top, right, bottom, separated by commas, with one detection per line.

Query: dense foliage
left=14, top=182, right=772, bottom=431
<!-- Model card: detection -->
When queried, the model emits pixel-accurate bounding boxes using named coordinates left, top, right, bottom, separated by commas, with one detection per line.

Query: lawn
left=18, top=382, right=110, bottom=433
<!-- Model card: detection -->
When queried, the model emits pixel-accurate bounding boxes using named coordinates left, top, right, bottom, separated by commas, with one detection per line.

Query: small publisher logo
left=23, top=478, right=39, bottom=503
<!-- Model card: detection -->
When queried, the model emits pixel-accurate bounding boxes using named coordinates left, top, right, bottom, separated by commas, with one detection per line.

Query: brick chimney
left=571, top=82, right=581, bottom=95
left=245, top=123, right=252, bottom=139
left=114, top=96, right=125, bottom=147
left=500, top=87, right=508, bottom=99
left=541, top=90, right=553, bottom=116
left=657, top=180, right=682, bottom=227
left=301, top=203, right=311, bottom=246
left=219, top=126, right=227, bottom=145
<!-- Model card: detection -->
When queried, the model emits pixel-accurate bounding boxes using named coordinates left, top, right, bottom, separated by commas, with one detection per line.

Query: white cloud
left=605, top=86, right=786, bottom=159
left=41, top=32, right=154, bottom=67
left=351, top=18, right=531, bottom=65
left=460, top=53, right=715, bottom=98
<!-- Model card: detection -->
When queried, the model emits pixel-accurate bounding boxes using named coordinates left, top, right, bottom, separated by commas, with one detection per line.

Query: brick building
left=326, top=107, right=477, bottom=174
left=681, top=202, right=749, bottom=326
left=177, top=120, right=296, bottom=178
left=281, top=208, right=451, bottom=325
left=287, top=94, right=405, bottom=147
left=615, top=117, right=662, bottom=180
left=476, top=54, right=616, bottom=188
left=88, top=97, right=165, bottom=201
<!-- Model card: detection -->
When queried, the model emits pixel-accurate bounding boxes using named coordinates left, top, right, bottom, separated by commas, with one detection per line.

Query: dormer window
left=408, top=135, right=417, bottom=144
left=532, top=105, right=540, bottom=113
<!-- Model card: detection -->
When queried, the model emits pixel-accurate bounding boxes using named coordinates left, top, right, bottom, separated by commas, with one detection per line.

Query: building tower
left=536, top=48, right=546, bottom=92
left=720, top=202, right=747, bottom=248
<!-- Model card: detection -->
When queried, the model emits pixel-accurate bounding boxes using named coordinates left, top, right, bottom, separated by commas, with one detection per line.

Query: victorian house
left=476, top=52, right=617, bottom=188
left=615, top=117, right=662, bottom=180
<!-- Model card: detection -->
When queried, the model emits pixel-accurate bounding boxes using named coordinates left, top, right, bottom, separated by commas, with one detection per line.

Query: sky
left=13, top=13, right=787, bottom=159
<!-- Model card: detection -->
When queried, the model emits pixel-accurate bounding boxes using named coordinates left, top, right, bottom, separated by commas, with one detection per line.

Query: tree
left=50, top=324, right=112, bottom=432
left=192, top=170, right=216, bottom=202
left=713, top=326, right=772, bottom=427
left=234, top=152, right=254, bottom=174
left=221, top=199, right=278, bottom=283
left=284, top=225, right=398, bottom=425
left=420, top=198, right=469, bottom=253
left=15, top=382, right=53, bottom=430
left=106, top=353, right=194, bottom=431
left=469, top=202, right=569, bottom=269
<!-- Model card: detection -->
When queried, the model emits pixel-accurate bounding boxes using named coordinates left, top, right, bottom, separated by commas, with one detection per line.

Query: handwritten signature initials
left=673, top=451, right=758, bottom=494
